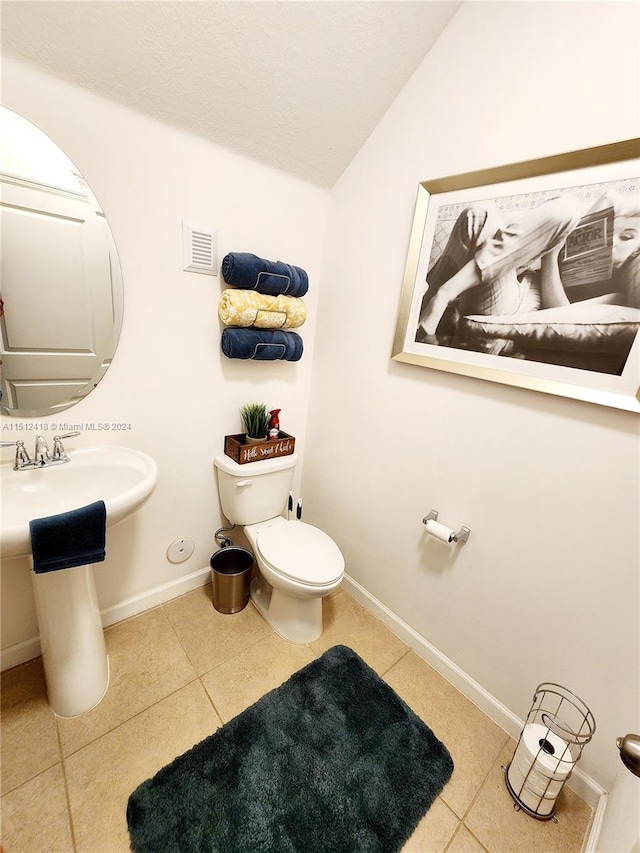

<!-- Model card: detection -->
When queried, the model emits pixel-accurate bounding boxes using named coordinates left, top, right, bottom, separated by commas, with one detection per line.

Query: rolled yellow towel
left=218, top=289, right=306, bottom=329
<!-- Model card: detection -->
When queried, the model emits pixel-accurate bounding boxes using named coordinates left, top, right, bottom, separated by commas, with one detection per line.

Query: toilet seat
left=256, top=521, right=344, bottom=586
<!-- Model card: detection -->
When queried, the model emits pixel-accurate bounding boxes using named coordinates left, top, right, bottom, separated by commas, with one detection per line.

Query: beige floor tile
left=383, top=652, right=509, bottom=819
left=464, top=741, right=593, bottom=853
left=0, top=588, right=596, bottom=853
left=447, top=824, right=489, bottom=853
left=201, top=631, right=315, bottom=722
left=402, top=796, right=460, bottom=852
left=310, top=589, right=410, bottom=675
left=65, top=679, right=221, bottom=853
left=162, top=584, right=272, bottom=675
left=57, top=607, right=197, bottom=756
left=0, top=763, right=73, bottom=853
left=0, top=658, right=60, bottom=794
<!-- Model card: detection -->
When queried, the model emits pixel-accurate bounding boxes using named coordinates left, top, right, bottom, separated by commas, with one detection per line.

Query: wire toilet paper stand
left=503, top=682, right=595, bottom=822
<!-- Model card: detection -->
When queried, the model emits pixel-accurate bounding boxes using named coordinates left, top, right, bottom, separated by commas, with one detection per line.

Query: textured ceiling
left=1, top=1, right=460, bottom=186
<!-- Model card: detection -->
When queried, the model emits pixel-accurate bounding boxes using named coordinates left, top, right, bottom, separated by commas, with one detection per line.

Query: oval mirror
left=0, top=107, right=124, bottom=417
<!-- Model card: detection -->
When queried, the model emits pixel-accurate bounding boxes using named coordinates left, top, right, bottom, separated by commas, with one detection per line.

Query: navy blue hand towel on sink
left=29, top=500, right=107, bottom=573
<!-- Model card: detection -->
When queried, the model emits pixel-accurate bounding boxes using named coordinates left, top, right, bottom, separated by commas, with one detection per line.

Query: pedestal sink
left=0, top=445, right=158, bottom=717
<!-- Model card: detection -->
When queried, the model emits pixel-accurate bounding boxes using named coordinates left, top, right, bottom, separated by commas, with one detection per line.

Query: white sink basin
left=1, top=445, right=158, bottom=558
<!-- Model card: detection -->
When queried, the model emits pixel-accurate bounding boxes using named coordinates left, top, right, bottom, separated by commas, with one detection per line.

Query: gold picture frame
left=392, top=139, right=640, bottom=413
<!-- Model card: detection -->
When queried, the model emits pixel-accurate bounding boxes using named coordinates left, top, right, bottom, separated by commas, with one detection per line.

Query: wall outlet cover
left=167, top=537, right=195, bottom=563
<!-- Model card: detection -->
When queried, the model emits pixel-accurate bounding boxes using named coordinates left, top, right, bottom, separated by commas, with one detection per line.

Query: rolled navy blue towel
left=29, top=500, right=107, bottom=573
left=221, top=328, right=303, bottom=361
left=221, top=252, right=309, bottom=297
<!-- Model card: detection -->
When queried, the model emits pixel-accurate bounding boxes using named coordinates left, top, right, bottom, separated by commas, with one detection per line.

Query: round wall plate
left=167, top=537, right=195, bottom=563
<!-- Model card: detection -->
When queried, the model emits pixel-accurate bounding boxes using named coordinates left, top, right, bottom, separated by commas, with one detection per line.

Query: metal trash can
left=210, top=546, right=253, bottom=614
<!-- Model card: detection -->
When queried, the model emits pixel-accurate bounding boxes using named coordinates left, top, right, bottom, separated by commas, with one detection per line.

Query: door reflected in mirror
left=0, top=107, right=124, bottom=417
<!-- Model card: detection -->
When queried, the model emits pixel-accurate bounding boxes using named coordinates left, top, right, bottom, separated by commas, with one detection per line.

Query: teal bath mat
left=127, top=645, right=453, bottom=852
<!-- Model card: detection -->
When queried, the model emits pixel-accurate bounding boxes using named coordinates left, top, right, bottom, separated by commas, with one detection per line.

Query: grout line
left=442, top=822, right=464, bottom=853
left=0, top=759, right=60, bottom=797
left=58, top=675, right=204, bottom=759
left=194, top=630, right=278, bottom=681
left=379, top=646, right=412, bottom=679
left=0, top=762, right=79, bottom=851
left=159, top=588, right=275, bottom=680
left=198, top=674, right=225, bottom=725
left=55, top=722, right=79, bottom=853
left=444, top=821, right=490, bottom=853
left=160, top=597, right=202, bottom=675
left=458, top=734, right=511, bottom=824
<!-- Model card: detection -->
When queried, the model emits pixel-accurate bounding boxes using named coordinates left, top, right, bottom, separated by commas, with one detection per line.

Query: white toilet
left=214, top=452, right=344, bottom=643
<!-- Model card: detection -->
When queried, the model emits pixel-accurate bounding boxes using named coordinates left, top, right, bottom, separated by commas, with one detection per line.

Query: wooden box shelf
left=224, top=432, right=295, bottom=465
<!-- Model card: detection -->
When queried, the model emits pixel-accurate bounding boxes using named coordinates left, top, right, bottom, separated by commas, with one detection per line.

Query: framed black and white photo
left=392, top=139, right=640, bottom=412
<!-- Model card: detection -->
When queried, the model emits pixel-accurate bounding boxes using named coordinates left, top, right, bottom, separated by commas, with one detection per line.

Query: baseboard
left=1, top=636, right=43, bottom=672
left=341, top=573, right=607, bottom=830
left=100, top=566, right=211, bottom=627
left=583, top=791, right=608, bottom=853
left=1, top=565, right=212, bottom=672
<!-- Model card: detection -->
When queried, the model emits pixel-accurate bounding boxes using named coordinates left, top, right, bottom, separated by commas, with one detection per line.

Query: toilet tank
left=214, top=452, right=297, bottom=526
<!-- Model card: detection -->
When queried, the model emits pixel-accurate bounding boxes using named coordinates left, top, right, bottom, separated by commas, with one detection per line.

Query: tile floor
left=1, top=585, right=593, bottom=852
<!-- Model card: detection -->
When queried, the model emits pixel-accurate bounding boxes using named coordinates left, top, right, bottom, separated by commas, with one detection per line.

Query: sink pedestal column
left=32, top=563, right=110, bottom=717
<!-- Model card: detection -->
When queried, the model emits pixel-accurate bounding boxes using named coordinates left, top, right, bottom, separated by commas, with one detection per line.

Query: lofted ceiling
left=1, top=1, right=461, bottom=187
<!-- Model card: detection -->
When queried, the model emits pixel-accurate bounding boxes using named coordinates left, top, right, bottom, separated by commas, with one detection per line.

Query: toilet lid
left=256, top=522, right=344, bottom=585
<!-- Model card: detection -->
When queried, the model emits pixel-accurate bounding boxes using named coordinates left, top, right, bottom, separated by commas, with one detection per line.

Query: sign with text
left=224, top=433, right=295, bottom=464
left=560, top=207, right=614, bottom=287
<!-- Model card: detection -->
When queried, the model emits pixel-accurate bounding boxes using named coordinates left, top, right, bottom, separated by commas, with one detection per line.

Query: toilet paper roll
left=424, top=519, right=455, bottom=543
left=518, top=723, right=576, bottom=776
left=508, top=760, right=565, bottom=815
left=507, top=723, right=576, bottom=815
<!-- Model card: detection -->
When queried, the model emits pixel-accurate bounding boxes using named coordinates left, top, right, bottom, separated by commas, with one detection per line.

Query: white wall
left=1, top=56, right=328, bottom=657
left=303, top=0, right=639, bottom=801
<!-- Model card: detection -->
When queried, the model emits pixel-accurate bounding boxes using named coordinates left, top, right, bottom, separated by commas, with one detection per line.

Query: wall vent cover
left=183, top=220, right=218, bottom=275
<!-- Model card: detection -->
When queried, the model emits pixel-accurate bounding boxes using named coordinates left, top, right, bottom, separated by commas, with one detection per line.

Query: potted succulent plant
left=240, top=403, right=270, bottom=444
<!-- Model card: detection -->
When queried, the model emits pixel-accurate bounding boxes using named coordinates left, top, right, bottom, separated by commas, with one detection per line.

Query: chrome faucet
left=1, top=431, right=81, bottom=470
left=35, top=435, right=51, bottom=465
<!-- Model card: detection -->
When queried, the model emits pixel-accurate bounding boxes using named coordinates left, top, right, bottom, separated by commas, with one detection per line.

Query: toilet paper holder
left=422, top=510, right=471, bottom=543
left=503, top=682, right=596, bottom=821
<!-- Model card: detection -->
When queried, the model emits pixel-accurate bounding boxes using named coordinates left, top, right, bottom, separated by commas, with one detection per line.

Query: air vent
left=182, top=220, right=218, bottom=275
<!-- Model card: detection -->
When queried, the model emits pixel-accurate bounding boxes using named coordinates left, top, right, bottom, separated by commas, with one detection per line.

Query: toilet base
left=250, top=577, right=323, bottom=644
